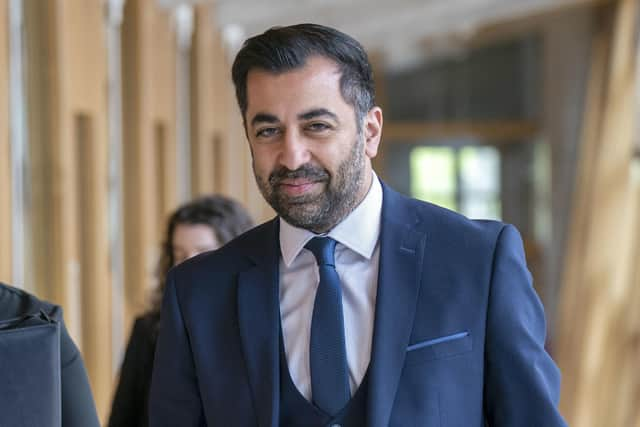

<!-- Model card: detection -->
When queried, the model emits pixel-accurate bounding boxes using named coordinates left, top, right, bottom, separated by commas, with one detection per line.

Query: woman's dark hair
left=231, top=23, right=375, bottom=129
left=148, top=195, right=254, bottom=320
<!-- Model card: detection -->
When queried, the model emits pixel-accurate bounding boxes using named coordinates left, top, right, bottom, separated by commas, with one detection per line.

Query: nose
left=279, top=130, right=310, bottom=171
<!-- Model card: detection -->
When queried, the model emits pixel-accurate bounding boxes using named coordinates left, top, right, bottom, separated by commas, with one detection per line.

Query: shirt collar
left=279, top=171, right=383, bottom=267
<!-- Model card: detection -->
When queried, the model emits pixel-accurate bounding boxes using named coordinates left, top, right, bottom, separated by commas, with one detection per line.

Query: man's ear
left=363, top=106, right=383, bottom=159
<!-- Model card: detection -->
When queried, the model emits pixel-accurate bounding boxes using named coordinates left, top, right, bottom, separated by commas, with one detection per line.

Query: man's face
left=244, top=56, right=382, bottom=233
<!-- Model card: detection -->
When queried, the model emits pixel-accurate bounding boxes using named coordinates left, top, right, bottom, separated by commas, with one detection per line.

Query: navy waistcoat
left=279, top=333, right=368, bottom=427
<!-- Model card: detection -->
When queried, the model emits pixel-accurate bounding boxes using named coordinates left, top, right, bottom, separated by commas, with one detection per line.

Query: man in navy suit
left=149, top=24, right=567, bottom=426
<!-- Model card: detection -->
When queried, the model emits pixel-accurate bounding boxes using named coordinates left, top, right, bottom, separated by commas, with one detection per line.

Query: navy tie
left=305, top=237, right=350, bottom=415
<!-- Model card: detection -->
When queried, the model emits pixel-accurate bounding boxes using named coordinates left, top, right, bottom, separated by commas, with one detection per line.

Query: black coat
left=0, top=282, right=100, bottom=427
left=108, top=313, right=158, bottom=427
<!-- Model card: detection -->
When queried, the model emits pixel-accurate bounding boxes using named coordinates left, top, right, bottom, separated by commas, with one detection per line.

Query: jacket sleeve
left=483, top=224, right=567, bottom=426
left=54, top=308, right=101, bottom=427
left=149, top=270, right=206, bottom=426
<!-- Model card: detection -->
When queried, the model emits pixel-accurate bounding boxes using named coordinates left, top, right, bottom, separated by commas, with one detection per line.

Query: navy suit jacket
left=149, top=183, right=566, bottom=426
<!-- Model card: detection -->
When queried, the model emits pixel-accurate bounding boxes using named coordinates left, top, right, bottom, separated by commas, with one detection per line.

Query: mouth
left=276, top=178, right=324, bottom=197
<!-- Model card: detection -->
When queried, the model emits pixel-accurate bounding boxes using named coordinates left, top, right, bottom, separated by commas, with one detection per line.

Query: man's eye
left=256, top=127, right=279, bottom=138
left=307, top=122, right=330, bottom=132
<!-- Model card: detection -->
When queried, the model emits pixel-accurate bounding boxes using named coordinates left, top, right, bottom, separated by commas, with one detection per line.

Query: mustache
left=268, top=164, right=329, bottom=185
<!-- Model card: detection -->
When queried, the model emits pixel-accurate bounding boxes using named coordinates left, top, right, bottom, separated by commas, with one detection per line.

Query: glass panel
left=532, top=141, right=551, bottom=243
left=410, top=146, right=457, bottom=211
left=459, top=146, right=501, bottom=220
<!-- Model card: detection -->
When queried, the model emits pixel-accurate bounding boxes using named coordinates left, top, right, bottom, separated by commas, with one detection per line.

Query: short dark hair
left=231, top=23, right=376, bottom=128
left=149, top=195, right=254, bottom=321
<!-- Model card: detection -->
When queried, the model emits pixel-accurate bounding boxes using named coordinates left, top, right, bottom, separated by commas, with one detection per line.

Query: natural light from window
left=410, top=145, right=501, bottom=220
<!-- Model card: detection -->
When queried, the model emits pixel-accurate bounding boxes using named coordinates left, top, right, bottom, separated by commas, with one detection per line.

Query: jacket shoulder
left=0, top=282, right=61, bottom=321
left=383, top=184, right=507, bottom=244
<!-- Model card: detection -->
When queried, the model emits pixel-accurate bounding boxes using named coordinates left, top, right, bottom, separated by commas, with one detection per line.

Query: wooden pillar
left=190, top=5, right=225, bottom=196
left=23, top=0, right=53, bottom=301
left=23, top=0, right=112, bottom=419
left=556, top=0, right=640, bottom=425
left=149, top=5, right=178, bottom=235
left=541, top=6, right=594, bottom=334
left=0, top=1, right=11, bottom=283
left=121, top=0, right=177, bottom=334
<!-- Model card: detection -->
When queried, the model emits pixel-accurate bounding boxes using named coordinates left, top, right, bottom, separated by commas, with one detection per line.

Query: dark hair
left=231, top=23, right=375, bottom=129
left=148, top=195, right=254, bottom=320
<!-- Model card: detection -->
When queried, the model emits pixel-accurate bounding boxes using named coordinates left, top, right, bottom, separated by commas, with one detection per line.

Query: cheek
left=251, top=147, right=278, bottom=175
left=253, top=158, right=272, bottom=179
left=318, top=141, right=355, bottom=169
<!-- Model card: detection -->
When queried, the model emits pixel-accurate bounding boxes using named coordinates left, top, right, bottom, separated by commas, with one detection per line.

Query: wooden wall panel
left=23, top=0, right=112, bottom=419
left=23, top=0, right=54, bottom=302
left=556, top=0, right=640, bottom=425
left=190, top=5, right=218, bottom=196
left=0, top=1, right=11, bottom=283
left=121, top=0, right=177, bottom=339
left=149, top=3, right=177, bottom=221
left=65, top=3, right=112, bottom=418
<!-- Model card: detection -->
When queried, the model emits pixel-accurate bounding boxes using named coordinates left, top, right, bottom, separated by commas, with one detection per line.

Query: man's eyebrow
left=298, top=108, right=338, bottom=121
left=250, top=113, right=279, bottom=127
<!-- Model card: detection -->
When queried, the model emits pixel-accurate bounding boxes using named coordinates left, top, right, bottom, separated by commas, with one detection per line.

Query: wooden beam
left=556, top=10, right=610, bottom=421
left=556, top=0, right=640, bottom=425
left=383, top=119, right=539, bottom=142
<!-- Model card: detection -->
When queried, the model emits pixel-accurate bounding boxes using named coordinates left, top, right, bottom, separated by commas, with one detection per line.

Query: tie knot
left=305, top=237, right=337, bottom=267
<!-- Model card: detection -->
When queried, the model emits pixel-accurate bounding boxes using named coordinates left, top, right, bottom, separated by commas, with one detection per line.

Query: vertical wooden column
left=23, top=0, right=53, bottom=301
left=541, top=7, right=593, bottom=334
left=121, top=0, right=177, bottom=335
left=61, top=0, right=112, bottom=419
left=556, top=0, right=640, bottom=425
left=190, top=5, right=223, bottom=196
left=23, top=0, right=112, bottom=419
left=0, top=1, right=11, bottom=283
left=150, top=5, right=177, bottom=232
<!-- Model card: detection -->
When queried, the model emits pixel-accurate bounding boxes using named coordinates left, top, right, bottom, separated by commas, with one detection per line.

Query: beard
left=254, top=137, right=367, bottom=233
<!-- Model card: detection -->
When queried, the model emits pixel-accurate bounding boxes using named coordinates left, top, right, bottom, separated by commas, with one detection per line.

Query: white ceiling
left=161, top=0, right=596, bottom=69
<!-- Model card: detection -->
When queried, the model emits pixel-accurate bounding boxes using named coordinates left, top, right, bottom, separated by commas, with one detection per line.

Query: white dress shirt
left=279, top=172, right=382, bottom=400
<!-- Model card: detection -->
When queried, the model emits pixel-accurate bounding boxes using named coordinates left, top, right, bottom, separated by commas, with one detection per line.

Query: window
left=410, top=145, right=501, bottom=220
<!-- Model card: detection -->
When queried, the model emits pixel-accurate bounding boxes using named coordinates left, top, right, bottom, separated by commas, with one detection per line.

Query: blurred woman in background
left=108, top=195, right=254, bottom=427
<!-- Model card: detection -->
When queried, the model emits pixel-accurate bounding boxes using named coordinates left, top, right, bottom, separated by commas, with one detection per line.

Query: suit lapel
left=366, top=185, right=426, bottom=427
left=237, top=219, right=281, bottom=427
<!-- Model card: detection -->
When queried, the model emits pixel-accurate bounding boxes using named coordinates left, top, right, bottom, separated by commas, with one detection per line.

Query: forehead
left=245, top=56, right=350, bottom=119
left=172, top=223, right=217, bottom=246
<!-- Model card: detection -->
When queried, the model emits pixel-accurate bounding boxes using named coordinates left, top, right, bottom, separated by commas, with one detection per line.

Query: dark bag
left=0, top=310, right=62, bottom=427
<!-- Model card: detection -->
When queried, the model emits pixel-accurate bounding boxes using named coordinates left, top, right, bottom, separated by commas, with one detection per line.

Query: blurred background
left=0, top=0, right=639, bottom=425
